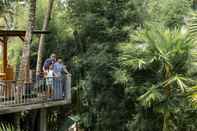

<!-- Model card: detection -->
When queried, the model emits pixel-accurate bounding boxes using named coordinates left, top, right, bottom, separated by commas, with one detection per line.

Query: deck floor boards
left=0, top=99, right=70, bottom=114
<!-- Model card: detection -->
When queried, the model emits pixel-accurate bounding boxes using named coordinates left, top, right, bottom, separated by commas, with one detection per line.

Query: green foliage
left=1, top=0, right=197, bottom=130
left=118, top=26, right=197, bottom=131
left=66, top=0, right=197, bottom=130
left=187, top=12, right=197, bottom=44
left=0, top=0, right=11, bottom=14
left=0, top=123, right=15, bottom=131
left=67, top=0, right=148, bottom=130
left=146, top=0, right=192, bottom=28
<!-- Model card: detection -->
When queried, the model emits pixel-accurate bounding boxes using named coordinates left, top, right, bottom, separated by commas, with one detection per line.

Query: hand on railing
left=66, top=73, right=72, bottom=77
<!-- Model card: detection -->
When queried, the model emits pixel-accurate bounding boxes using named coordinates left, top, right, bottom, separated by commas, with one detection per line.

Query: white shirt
left=47, top=70, right=54, bottom=78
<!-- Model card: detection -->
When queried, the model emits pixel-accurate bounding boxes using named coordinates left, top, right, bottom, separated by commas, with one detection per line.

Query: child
left=46, top=64, right=56, bottom=98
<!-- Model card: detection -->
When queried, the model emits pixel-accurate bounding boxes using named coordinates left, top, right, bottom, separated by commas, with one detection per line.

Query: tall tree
left=21, top=0, right=36, bottom=82
left=36, top=0, right=54, bottom=77
left=68, top=0, right=147, bottom=130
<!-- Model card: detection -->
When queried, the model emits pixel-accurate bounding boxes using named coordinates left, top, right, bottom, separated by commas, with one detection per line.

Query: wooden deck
left=0, top=75, right=71, bottom=114
left=0, top=100, right=69, bottom=115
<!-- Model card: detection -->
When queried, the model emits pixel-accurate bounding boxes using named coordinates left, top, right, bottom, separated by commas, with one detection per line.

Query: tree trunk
left=20, top=1, right=37, bottom=130
left=36, top=0, right=54, bottom=77
left=20, top=0, right=36, bottom=83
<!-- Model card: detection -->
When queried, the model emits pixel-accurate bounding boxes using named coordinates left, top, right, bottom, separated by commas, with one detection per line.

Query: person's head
left=57, top=58, right=63, bottom=64
left=50, top=53, right=56, bottom=60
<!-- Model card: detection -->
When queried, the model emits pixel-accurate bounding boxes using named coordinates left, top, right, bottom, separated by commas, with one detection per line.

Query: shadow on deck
left=0, top=74, right=71, bottom=114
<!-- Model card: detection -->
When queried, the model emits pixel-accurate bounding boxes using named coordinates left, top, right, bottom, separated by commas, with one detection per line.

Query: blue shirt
left=43, top=58, right=56, bottom=70
left=53, top=62, right=64, bottom=77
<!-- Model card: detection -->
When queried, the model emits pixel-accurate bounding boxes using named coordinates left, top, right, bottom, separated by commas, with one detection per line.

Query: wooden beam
left=0, top=38, right=3, bottom=43
left=0, top=30, right=49, bottom=37
left=3, top=36, right=8, bottom=78
left=18, top=35, right=25, bottom=42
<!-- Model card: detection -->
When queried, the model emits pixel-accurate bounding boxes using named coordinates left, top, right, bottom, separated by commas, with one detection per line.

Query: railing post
left=65, top=74, right=71, bottom=103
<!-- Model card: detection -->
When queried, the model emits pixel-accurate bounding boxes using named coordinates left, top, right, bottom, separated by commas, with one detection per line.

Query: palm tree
left=118, top=26, right=195, bottom=131
left=186, top=12, right=197, bottom=108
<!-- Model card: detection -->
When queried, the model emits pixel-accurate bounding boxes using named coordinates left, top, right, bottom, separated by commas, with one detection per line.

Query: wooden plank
left=0, top=30, right=49, bottom=37
left=3, top=36, right=7, bottom=77
left=0, top=38, right=3, bottom=43
left=19, top=36, right=25, bottom=42
left=0, top=100, right=70, bottom=115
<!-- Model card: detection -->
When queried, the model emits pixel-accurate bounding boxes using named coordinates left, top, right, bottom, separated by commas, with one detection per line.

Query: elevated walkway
left=0, top=74, right=71, bottom=114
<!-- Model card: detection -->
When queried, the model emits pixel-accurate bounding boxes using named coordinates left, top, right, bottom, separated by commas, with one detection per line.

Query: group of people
left=42, top=53, right=70, bottom=99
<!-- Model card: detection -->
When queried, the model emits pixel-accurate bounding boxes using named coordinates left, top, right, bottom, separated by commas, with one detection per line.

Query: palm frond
left=187, top=12, right=197, bottom=45
left=138, top=86, right=163, bottom=108
left=163, top=75, right=193, bottom=93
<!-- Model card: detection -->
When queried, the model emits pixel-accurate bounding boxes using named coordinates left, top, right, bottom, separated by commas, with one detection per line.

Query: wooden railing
left=0, top=74, right=71, bottom=107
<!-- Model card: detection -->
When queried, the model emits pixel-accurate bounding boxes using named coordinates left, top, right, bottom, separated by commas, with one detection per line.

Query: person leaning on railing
left=53, top=58, right=71, bottom=99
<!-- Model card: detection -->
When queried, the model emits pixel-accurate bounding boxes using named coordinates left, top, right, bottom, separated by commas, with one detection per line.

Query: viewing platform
left=0, top=74, right=71, bottom=114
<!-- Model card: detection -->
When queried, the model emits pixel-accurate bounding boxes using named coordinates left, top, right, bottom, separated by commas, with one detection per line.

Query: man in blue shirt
left=43, top=53, right=56, bottom=72
left=53, top=59, right=69, bottom=77
left=53, top=58, right=70, bottom=99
